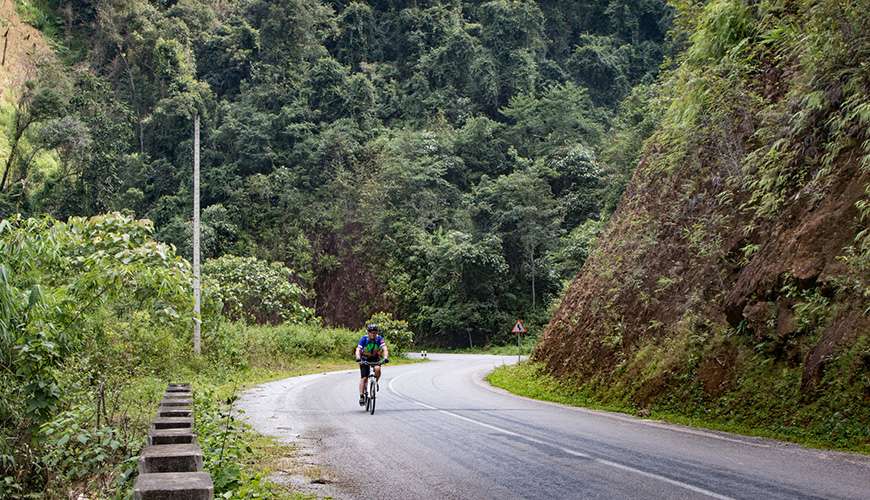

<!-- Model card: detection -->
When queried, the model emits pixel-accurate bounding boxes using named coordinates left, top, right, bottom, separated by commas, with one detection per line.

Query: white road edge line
left=389, top=372, right=734, bottom=500
left=470, top=367, right=772, bottom=449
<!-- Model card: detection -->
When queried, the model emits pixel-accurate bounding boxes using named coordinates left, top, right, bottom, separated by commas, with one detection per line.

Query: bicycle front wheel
left=369, top=377, right=377, bottom=415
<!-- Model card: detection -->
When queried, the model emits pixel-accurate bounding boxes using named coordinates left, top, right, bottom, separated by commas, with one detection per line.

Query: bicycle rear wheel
left=369, top=377, right=377, bottom=415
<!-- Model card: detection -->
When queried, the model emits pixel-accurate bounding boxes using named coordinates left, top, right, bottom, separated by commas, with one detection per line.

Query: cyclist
left=355, top=323, right=389, bottom=406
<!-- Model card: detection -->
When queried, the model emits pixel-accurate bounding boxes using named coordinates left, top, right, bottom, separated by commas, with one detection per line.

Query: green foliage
left=0, top=67, right=74, bottom=209
left=551, top=217, right=605, bottom=279
left=686, top=0, right=753, bottom=64
left=211, top=322, right=360, bottom=370
left=501, top=82, right=602, bottom=158
left=204, top=255, right=315, bottom=325
left=0, top=212, right=201, bottom=493
left=14, top=0, right=61, bottom=40
left=11, top=0, right=675, bottom=350
left=39, top=406, right=129, bottom=490
left=194, top=390, right=281, bottom=498
left=492, top=335, right=870, bottom=453
left=567, top=34, right=631, bottom=106
left=365, top=311, right=414, bottom=354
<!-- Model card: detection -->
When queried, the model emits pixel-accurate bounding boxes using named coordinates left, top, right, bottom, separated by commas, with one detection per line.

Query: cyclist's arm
left=381, top=341, right=389, bottom=360
left=355, top=345, right=362, bottom=360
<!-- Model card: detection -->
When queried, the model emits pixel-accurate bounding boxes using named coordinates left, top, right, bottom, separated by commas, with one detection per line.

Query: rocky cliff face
left=535, top=0, right=868, bottom=448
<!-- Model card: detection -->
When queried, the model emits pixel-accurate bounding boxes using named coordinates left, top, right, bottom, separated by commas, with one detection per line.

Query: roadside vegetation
left=490, top=355, right=869, bottom=454
left=0, top=212, right=414, bottom=497
left=444, top=335, right=537, bottom=356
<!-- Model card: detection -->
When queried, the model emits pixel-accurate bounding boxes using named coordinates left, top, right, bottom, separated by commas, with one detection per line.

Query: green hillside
left=0, top=0, right=673, bottom=347
left=532, top=0, right=869, bottom=451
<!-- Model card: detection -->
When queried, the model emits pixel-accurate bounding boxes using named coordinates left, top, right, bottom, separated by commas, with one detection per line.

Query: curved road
left=238, top=354, right=870, bottom=499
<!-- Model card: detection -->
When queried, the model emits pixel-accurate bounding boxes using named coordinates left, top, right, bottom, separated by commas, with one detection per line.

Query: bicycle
left=358, top=359, right=386, bottom=415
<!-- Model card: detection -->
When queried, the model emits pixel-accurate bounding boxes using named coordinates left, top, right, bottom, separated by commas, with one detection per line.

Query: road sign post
left=512, top=320, right=526, bottom=362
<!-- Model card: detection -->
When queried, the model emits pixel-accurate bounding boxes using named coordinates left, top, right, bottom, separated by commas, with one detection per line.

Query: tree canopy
left=1, top=0, right=674, bottom=346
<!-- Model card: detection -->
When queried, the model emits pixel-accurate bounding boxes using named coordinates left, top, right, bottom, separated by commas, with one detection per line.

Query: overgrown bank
left=489, top=358, right=868, bottom=453
left=532, top=0, right=869, bottom=454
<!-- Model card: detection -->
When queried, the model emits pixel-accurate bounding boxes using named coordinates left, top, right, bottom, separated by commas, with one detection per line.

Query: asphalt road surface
left=237, top=353, right=870, bottom=499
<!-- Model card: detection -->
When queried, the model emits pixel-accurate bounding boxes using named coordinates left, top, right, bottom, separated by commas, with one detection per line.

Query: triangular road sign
left=512, top=320, right=526, bottom=334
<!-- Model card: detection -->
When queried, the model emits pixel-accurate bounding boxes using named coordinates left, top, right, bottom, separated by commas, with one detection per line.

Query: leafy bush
left=204, top=255, right=315, bottom=325
left=206, top=322, right=361, bottom=370
left=365, top=311, right=414, bottom=355
left=39, top=406, right=131, bottom=492
left=0, top=213, right=200, bottom=494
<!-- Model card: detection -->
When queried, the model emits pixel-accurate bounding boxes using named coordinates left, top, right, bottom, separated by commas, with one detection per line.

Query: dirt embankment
left=538, top=144, right=868, bottom=384
left=0, top=1, right=53, bottom=99
left=534, top=1, right=869, bottom=447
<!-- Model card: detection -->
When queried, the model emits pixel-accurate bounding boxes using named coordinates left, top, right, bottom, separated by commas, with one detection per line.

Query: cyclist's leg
left=359, top=364, right=369, bottom=404
left=374, top=365, right=381, bottom=381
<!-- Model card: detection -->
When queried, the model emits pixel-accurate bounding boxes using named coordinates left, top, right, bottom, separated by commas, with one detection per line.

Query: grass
left=487, top=361, right=870, bottom=454
left=487, top=362, right=628, bottom=413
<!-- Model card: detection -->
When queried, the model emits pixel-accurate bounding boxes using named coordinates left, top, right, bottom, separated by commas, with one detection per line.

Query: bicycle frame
left=360, top=360, right=383, bottom=415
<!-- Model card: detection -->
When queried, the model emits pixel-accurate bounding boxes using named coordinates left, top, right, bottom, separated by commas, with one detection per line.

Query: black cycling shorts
left=359, top=359, right=381, bottom=378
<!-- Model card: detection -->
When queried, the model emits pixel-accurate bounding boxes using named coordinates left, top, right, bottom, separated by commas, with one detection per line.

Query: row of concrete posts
left=133, top=383, right=214, bottom=499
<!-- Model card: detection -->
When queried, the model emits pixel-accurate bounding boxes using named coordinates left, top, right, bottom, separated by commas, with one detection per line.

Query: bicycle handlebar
left=358, top=359, right=387, bottom=366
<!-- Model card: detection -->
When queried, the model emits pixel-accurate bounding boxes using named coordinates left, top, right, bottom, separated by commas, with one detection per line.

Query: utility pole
left=193, top=113, right=201, bottom=355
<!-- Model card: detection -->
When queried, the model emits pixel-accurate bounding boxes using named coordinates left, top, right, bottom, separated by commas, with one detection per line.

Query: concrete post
left=139, top=443, right=203, bottom=473
left=134, top=472, right=213, bottom=500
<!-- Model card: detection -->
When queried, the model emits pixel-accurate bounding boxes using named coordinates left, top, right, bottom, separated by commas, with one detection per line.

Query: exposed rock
left=743, top=301, right=775, bottom=339
left=775, top=300, right=797, bottom=339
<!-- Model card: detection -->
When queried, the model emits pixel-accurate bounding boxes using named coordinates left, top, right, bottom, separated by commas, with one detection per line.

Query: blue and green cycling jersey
left=358, top=335, right=385, bottom=358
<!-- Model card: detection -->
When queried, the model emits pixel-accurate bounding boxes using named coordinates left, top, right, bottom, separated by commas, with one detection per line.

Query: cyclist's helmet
left=366, top=323, right=379, bottom=333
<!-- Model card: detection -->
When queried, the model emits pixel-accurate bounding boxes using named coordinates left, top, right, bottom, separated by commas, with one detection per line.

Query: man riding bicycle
left=355, top=323, right=389, bottom=406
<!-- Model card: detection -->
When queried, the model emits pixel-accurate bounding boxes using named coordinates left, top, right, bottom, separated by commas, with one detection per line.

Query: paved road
left=238, top=354, right=870, bottom=499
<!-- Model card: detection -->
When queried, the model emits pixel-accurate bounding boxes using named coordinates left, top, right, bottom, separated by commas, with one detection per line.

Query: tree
left=333, top=1, right=377, bottom=68
left=538, top=144, right=604, bottom=227
left=307, top=57, right=351, bottom=122
left=1, top=74, right=70, bottom=194
left=501, top=82, right=603, bottom=158
left=346, top=73, right=378, bottom=123
left=203, top=255, right=314, bottom=324
left=244, top=0, right=334, bottom=65
left=476, top=0, right=546, bottom=105
left=415, top=229, right=509, bottom=347
left=197, top=16, right=260, bottom=97
left=567, top=34, right=630, bottom=106
left=473, top=169, right=563, bottom=311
